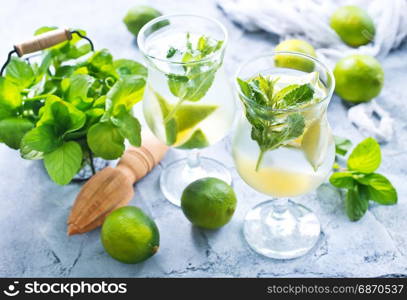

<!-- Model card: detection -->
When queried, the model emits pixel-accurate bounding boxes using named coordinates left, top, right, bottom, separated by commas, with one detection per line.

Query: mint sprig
left=164, top=34, right=223, bottom=122
left=237, top=75, right=315, bottom=170
left=330, top=137, right=397, bottom=221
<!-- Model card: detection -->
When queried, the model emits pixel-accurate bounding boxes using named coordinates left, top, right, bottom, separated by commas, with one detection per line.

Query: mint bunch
left=330, top=137, right=397, bottom=221
left=237, top=75, right=315, bottom=170
left=0, top=27, right=146, bottom=185
left=164, top=33, right=223, bottom=121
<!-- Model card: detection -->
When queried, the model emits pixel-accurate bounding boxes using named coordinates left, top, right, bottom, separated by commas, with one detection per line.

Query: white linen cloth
left=218, top=0, right=407, bottom=142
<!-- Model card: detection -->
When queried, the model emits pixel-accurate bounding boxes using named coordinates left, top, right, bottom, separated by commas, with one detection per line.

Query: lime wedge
left=174, top=104, right=217, bottom=132
left=154, top=91, right=177, bottom=144
left=176, top=129, right=209, bottom=149
left=153, top=91, right=217, bottom=146
left=301, top=119, right=329, bottom=171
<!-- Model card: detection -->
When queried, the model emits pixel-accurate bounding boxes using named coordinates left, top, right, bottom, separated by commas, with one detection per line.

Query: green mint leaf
left=167, top=68, right=217, bottom=104
left=167, top=74, right=189, bottom=99
left=87, top=49, right=116, bottom=78
left=0, top=117, right=34, bottom=149
left=346, top=183, right=369, bottom=221
left=285, top=113, right=305, bottom=139
left=182, top=69, right=216, bottom=102
left=107, top=76, right=145, bottom=114
left=197, top=36, right=209, bottom=53
left=186, top=32, right=193, bottom=52
left=92, top=96, right=106, bottom=109
left=356, top=173, right=397, bottom=205
left=6, top=57, right=35, bottom=89
left=237, top=78, right=251, bottom=98
left=166, top=47, right=177, bottom=58
left=35, top=52, right=53, bottom=82
left=196, top=36, right=223, bottom=58
left=87, top=122, right=125, bottom=160
left=111, top=107, right=141, bottom=147
left=181, top=52, right=194, bottom=63
left=347, top=137, right=381, bottom=173
left=247, top=79, right=268, bottom=105
left=273, top=84, right=299, bottom=102
left=0, top=77, right=21, bottom=119
left=334, top=136, right=353, bottom=156
left=113, top=59, right=147, bottom=79
left=277, top=84, right=314, bottom=108
left=37, top=97, right=86, bottom=136
left=44, top=141, right=82, bottom=185
left=329, top=172, right=355, bottom=189
left=21, top=125, right=61, bottom=153
left=66, top=74, right=95, bottom=109
left=88, top=49, right=114, bottom=70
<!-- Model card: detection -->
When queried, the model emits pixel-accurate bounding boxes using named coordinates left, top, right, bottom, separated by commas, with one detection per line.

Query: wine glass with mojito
left=138, top=15, right=236, bottom=206
left=233, top=52, right=335, bottom=259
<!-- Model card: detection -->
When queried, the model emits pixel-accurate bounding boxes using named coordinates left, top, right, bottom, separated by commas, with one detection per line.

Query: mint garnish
left=164, top=33, right=223, bottom=122
left=237, top=75, right=315, bottom=170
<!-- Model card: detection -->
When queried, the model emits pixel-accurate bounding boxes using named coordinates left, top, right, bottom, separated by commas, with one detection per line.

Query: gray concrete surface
left=0, top=0, right=406, bottom=277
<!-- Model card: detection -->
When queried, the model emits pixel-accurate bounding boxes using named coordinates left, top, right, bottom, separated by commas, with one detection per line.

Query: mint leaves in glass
left=138, top=15, right=235, bottom=206
left=232, top=53, right=335, bottom=259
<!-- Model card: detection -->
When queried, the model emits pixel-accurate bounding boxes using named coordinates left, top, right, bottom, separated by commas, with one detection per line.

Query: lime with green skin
left=101, top=206, right=159, bottom=264
left=123, top=5, right=167, bottom=37
left=181, top=177, right=237, bottom=229
left=274, top=39, right=316, bottom=72
left=334, top=54, right=384, bottom=103
left=330, top=6, right=375, bottom=47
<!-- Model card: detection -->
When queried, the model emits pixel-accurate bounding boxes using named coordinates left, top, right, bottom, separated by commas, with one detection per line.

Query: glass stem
left=187, top=149, right=201, bottom=169
left=267, top=198, right=290, bottom=221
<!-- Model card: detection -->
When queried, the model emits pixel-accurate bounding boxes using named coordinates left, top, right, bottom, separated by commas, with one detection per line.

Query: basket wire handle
left=0, top=29, right=94, bottom=76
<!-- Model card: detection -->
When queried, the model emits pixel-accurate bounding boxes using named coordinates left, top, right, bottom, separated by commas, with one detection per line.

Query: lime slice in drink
left=176, top=129, right=209, bottom=149
left=301, top=118, right=329, bottom=171
left=154, top=91, right=217, bottom=145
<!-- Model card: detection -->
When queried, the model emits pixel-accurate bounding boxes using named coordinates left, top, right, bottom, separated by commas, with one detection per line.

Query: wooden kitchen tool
left=67, top=131, right=168, bottom=235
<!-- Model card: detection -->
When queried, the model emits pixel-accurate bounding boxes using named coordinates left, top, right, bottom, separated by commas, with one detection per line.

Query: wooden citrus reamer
left=67, top=131, right=168, bottom=235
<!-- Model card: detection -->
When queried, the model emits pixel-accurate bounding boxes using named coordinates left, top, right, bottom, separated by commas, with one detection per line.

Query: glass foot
left=160, top=156, right=232, bottom=206
left=243, top=199, right=321, bottom=259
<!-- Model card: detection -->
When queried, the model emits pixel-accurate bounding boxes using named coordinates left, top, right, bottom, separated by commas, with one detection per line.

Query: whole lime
left=330, top=6, right=375, bottom=47
left=123, top=5, right=165, bottom=36
left=101, top=206, right=159, bottom=264
left=181, top=177, right=237, bottom=229
left=334, top=54, right=384, bottom=103
left=274, top=39, right=316, bottom=72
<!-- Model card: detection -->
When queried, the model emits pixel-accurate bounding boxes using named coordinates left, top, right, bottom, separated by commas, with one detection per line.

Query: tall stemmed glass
left=232, top=52, right=335, bottom=259
left=138, top=15, right=236, bottom=206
